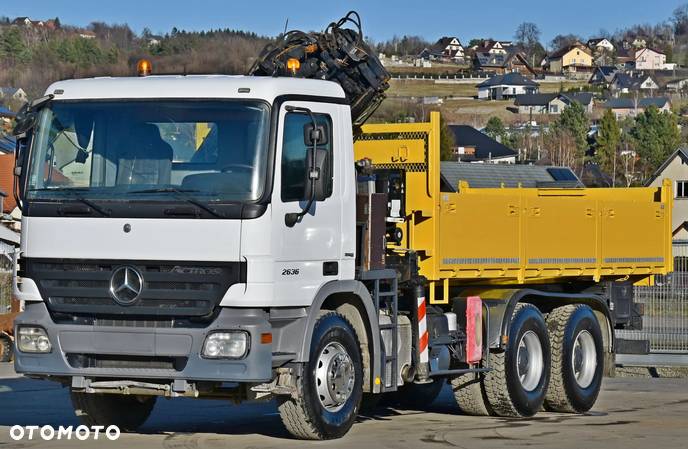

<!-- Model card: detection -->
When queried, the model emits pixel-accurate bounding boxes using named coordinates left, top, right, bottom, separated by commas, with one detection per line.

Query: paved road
left=0, top=363, right=687, bottom=449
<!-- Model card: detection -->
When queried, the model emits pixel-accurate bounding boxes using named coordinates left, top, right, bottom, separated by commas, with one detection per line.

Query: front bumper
left=14, top=302, right=274, bottom=382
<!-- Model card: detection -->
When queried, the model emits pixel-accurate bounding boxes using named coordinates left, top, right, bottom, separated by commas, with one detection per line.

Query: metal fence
left=616, top=241, right=688, bottom=366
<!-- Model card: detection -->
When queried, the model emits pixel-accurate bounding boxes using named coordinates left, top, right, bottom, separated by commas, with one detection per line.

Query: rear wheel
left=451, top=372, right=491, bottom=416
left=0, top=335, right=12, bottom=363
left=70, top=392, right=156, bottom=431
left=544, top=304, right=604, bottom=413
left=278, top=312, right=363, bottom=440
left=483, top=303, right=550, bottom=417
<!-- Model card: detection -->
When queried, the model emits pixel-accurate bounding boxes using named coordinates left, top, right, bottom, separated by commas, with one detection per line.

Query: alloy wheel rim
left=517, top=330, right=544, bottom=391
left=572, top=330, right=597, bottom=388
left=315, top=342, right=355, bottom=412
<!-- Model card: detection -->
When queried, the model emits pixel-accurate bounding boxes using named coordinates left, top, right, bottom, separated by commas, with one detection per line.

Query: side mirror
left=303, top=147, right=330, bottom=201
left=303, top=123, right=329, bottom=146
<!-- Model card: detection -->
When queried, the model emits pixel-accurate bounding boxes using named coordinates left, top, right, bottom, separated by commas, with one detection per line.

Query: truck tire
left=278, top=312, right=363, bottom=440
left=483, top=303, right=550, bottom=417
left=390, top=378, right=445, bottom=409
left=70, top=392, right=156, bottom=431
left=544, top=304, right=603, bottom=413
left=451, top=373, right=491, bottom=416
left=0, top=334, right=12, bottom=363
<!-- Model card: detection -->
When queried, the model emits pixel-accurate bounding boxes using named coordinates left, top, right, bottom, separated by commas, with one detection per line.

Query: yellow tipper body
left=354, top=112, right=673, bottom=303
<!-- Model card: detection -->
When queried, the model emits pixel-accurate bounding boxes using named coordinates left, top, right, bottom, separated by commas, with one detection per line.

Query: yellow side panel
left=354, top=113, right=673, bottom=291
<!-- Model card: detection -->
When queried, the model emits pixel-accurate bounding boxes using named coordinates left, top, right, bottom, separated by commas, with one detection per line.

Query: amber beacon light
left=137, top=59, right=153, bottom=77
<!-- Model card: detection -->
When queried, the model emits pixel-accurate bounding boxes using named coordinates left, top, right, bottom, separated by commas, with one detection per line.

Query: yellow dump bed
left=354, top=112, right=672, bottom=299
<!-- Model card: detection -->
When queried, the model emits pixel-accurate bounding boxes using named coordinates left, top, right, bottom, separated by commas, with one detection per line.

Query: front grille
left=66, top=353, right=186, bottom=371
left=21, top=258, right=245, bottom=318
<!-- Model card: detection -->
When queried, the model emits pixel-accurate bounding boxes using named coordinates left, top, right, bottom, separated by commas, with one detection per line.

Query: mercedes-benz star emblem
left=109, top=266, right=144, bottom=305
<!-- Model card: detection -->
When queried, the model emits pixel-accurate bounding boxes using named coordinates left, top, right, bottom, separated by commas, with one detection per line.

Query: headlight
left=202, top=331, right=249, bottom=359
left=17, top=327, right=52, bottom=353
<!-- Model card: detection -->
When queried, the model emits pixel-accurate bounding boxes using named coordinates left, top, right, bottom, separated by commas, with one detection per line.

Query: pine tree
left=595, top=108, right=621, bottom=177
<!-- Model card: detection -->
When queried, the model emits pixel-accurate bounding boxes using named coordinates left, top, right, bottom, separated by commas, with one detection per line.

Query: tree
left=484, top=116, right=507, bottom=142
left=555, top=101, right=589, bottom=154
left=595, top=109, right=621, bottom=181
left=440, top=115, right=455, bottom=161
left=631, top=105, right=681, bottom=179
left=514, top=22, right=541, bottom=60
left=550, top=34, right=581, bottom=51
left=673, top=3, right=688, bottom=35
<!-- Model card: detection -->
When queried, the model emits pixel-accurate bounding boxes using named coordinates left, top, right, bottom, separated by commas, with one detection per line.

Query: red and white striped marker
left=417, top=295, right=429, bottom=364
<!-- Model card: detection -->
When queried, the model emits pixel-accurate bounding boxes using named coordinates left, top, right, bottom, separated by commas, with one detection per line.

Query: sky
left=2, top=0, right=685, bottom=48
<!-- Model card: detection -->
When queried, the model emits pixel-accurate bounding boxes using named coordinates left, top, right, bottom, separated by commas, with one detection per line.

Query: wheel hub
left=516, top=330, right=544, bottom=392
left=315, top=342, right=355, bottom=412
left=572, top=330, right=597, bottom=388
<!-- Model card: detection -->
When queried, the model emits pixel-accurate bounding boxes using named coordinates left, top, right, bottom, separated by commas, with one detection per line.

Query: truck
left=10, top=13, right=671, bottom=441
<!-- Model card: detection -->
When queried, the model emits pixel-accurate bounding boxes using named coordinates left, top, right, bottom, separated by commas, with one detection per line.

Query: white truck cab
left=13, top=75, right=378, bottom=438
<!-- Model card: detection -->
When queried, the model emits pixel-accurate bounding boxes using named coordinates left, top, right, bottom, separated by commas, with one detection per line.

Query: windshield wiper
left=127, top=187, right=225, bottom=219
left=29, top=187, right=111, bottom=217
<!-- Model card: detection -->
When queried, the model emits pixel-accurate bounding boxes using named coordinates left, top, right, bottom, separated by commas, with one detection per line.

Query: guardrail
left=616, top=241, right=688, bottom=367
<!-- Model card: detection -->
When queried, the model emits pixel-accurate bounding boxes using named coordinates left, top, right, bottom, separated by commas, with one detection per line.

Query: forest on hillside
left=0, top=18, right=270, bottom=99
left=3, top=5, right=688, bottom=100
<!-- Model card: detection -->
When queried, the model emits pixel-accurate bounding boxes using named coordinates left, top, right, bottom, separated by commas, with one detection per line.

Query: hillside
left=0, top=19, right=270, bottom=98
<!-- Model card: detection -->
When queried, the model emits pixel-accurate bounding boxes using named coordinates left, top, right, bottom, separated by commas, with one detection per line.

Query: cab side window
left=281, top=112, right=333, bottom=202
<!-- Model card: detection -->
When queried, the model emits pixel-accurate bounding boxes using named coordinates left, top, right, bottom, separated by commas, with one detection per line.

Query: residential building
left=78, top=30, right=96, bottom=39
left=429, top=37, right=465, bottom=63
left=632, top=37, right=647, bottom=48
left=602, top=97, right=671, bottom=119
left=609, top=73, right=659, bottom=95
left=473, top=50, right=536, bottom=75
left=646, top=148, right=688, bottom=238
left=633, top=48, right=666, bottom=70
left=616, top=47, right=635, bottom=66
left=447, top=125, right=517, bottom=163
left=586, top=38, right=615, bottom=53
left=473, top=39, right=511, bottom=55
left=588, top=66, right=618, bottom=87
left=666, top=78, right=688, bottom=92
left=547, top=43, right=594, bottom=74
left=440, top=163, right=581, bottom=191
left=476, top=72, right=539, bottom=100
left=514, top=92, right=594, bottom=115
left=0, top=87, right=27, bottom=105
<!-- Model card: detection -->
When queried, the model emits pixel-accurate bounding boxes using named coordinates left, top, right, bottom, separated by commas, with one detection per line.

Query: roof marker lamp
left=202, top=331, right=249, bottom=359
left=17, top=326, right=52, bottom=353
left=137, top=58, right=153, bottom=77
left=286, top=58, right=301, bottom=76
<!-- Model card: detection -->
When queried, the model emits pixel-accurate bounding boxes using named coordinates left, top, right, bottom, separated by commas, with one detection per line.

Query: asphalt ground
left=0, top=363, right=687, bottom=449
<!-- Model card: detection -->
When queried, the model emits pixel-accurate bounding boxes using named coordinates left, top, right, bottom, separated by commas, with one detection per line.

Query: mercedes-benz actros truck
left=9, top=13, right=671, bottom=441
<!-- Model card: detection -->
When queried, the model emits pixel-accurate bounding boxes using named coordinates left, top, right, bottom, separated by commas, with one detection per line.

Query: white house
left=0, top=87, right=28, bottom=104
left=476, top=72, right=539, bottom=100
left=646, top=148, right=688, bottom=239
left=633, top=48, right=666, bottom=70
left=429, top=37, right=465, bottom=62
left=587, top=38, right=615, bottom=52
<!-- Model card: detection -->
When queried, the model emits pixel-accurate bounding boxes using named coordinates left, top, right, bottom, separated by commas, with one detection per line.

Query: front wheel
left=70, top=392, right=156, bottom=431
left=278, top=312, right=363, bottom=440
left=544, top=304, right=604, bottom=413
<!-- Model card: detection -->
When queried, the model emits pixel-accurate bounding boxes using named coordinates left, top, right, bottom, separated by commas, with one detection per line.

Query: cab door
left=271, top=101, right=344, bottom=306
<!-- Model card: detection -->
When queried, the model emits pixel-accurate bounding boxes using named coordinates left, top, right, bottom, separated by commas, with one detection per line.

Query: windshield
left=26, top=100, right=270, bottom=203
